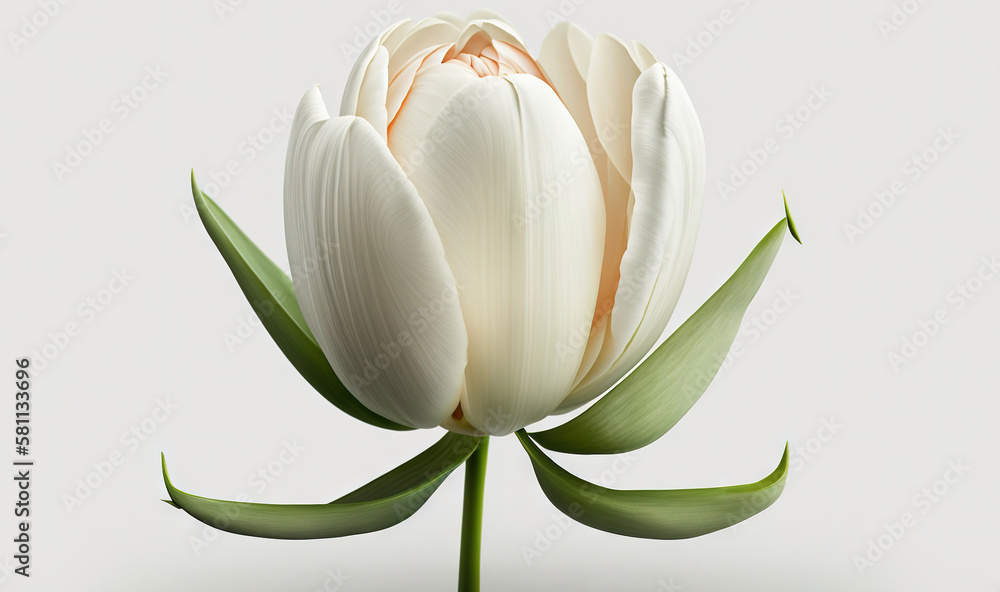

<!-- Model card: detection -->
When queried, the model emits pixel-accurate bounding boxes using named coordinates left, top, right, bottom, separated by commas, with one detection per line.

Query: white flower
left=284, top=10, right=705, bottom=436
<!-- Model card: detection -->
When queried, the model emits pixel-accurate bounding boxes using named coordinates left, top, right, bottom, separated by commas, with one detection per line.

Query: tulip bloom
left=284, top=10, right=705, bottom=436
left=168, top=13, right=797, bottom=591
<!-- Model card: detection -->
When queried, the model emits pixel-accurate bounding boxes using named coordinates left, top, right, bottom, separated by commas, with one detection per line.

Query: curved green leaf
left=532, top=217, right=792, bottom=454
left=516, top=430, right=788, bottom=539
left=190, top=172, right=410, bottom=431
left=162, top=432, right=481, bottom=539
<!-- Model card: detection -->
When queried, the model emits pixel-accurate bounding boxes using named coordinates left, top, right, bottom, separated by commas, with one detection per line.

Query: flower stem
left=458, top=436, right=489, bottom=592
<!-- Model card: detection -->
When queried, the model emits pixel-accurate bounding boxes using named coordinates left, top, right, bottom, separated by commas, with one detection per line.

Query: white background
left=2, top=0, right=998, bottom=590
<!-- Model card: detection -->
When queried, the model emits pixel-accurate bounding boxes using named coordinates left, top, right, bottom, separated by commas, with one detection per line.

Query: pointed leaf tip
left=191, top=170, right=201, bottom=201
left=782, top=191, right=802, bottom=244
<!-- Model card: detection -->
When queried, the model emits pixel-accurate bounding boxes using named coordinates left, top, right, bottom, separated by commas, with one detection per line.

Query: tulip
left=283, top=10, right=705, bottom=436
left=166, top=10, right=800, bottom=592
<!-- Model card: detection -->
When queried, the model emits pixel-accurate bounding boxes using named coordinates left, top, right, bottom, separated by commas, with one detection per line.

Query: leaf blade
left=532, top=218, right=791, bottom=454
left=190, top=172, right=410, bottom=431
left=516, top=430, right=788, bottom=539
left=162, top=432, right=481, bottom=539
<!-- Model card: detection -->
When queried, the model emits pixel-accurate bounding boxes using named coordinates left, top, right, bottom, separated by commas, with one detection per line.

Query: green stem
left=458, top=436, right=489, bottom=592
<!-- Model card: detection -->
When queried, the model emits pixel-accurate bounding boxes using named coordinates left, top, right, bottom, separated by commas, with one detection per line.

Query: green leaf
left=162, top=432, right=481, bottom=539
left=783, top=191, right=802, bottom=244
left=190, top=172, right=410, bottom=431
left=532, top=218, right=792, bottom=454
left=516, top=430, right=788, bottom=539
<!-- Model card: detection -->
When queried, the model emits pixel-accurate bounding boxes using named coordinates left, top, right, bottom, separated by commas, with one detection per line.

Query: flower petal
left=631, top=40, right=658, bottom=70
left=586, top=34, right=641, bottom=184
left=386, top=43, right=451, bottom=124
left=572, top=161, right=631, bottom=385
left=387, top=62, right=479, bottom=173
left=433, top=11, right=465, bottom=28
left=284, top=88, right=469, bottom=428
left=562, top=63, right=705, bottom=411
left=539, top=23, right=630, bottom=387
left=538, top=22, right=594, bottom=122
left=405, top=75, right=605, bottom=435
left=566, top=23, right=593, bottom=79
left=387, top=18, right=461, bottom=78
left=380, top=19, right=416, bottom=55
left=341, top=20, right=411, bottom=117
left=453, top=19, right=532, bottom=58
left=354, top=46, right=389, bottom=142
left=465, top=9, right=512, bottom=25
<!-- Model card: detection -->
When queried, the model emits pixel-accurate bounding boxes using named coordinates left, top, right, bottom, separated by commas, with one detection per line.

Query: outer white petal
left=560, top=63, right=705, bottom=411
left=587, top=34, right=641, bottom=183
left=284, top=88, right=469, bottom=429
left=341, top=20, right=411, bottom=117
left=405, top=75, right=605, bottom=435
